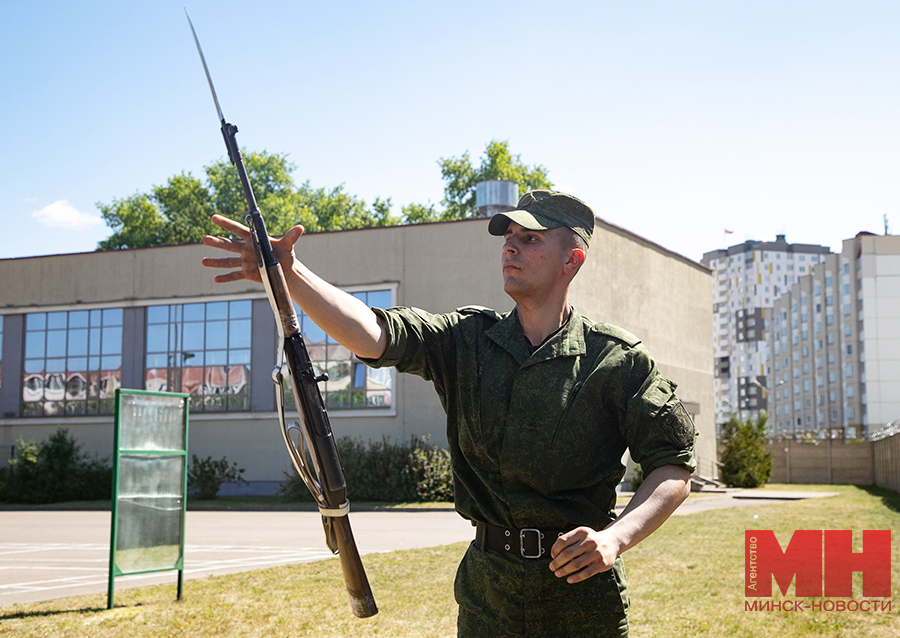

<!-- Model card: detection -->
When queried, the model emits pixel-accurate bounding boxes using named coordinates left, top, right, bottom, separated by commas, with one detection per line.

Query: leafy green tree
left=435, top=139, right=553, bottom=221
left=719, top=413, right=774, bottom=488
left=98, top=193, right=170, bottom=250
left=400, top=202, right=440, bottom=224
left=97, top=141, right=552, bottom=247
left=97, top=151, right=397, bottom=249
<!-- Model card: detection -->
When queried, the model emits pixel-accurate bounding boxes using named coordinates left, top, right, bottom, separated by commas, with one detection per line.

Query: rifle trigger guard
left=318, top=500, right=350, bottom=518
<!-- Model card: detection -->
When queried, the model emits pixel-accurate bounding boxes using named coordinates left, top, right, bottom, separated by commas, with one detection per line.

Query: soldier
left=202, top=190, right=695, bottom=637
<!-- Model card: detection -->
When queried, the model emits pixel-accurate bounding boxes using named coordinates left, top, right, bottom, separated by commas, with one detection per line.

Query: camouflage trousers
left=455, top=541, right=629, bottom=637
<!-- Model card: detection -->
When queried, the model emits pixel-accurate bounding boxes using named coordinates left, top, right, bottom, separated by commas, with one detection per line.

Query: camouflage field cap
left=488, top=190, right=595, bottom=247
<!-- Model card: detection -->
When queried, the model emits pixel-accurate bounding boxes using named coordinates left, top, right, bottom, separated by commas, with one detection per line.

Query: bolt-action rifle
left=186, top=10, right=377, bottom=618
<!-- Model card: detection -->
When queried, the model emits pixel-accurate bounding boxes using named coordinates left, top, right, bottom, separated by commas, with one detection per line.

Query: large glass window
left=283, top=288, right=393, bottom=411
left=145, top=300, right=251, bottom=412
left=23, top=309, right=123, bottom=416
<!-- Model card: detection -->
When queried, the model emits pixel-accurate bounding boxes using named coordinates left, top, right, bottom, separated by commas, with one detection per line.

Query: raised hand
left=201, top=214, right=304, bottom=284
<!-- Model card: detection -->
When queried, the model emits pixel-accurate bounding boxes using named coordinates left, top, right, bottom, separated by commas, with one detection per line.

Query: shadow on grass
left=0, top=605, right=106, bottom=620
left=856, top=484, right=900, bottom=514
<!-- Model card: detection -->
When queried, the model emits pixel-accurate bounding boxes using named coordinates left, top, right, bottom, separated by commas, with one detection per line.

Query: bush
left=0, top=428, right=112, bottom=504
left=630, top=464, right=644, bottom=492
left=719, top=413, right=773, bottom=488
left=281, top=435, right=453, bottom=503
left=188, top=454, right=248, bottom=499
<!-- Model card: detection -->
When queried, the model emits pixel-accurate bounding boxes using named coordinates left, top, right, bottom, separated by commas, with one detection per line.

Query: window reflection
left=281, top=289, right=392, bottom=411
left=145, top=300, right=252, bottom=412
left=23, top=309, right=123, bottom=416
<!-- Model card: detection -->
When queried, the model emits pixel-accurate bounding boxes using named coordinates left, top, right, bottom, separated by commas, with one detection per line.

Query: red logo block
left=746, top=530, right=891, bottom=598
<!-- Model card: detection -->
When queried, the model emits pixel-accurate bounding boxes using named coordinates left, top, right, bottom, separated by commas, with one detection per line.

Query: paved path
left=670, top=489, right=839, bottom=516
left=0, top=509, right=474, bottom=608
left=0, top=490, right=837, bottom=608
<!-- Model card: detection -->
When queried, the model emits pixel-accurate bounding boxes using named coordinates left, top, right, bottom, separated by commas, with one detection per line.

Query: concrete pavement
left=0, top=508, right=474, bottom=608
left=0, top=490, right=838, bottom=608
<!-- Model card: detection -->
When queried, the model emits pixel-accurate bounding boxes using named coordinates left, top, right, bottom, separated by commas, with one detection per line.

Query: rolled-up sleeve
left=621, top=348, right=697, bottom=477
left=357, top=307, right=460, bottom=388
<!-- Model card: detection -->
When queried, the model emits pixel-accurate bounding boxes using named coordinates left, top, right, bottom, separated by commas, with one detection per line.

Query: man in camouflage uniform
left=203, top=190, right=696, bottom=637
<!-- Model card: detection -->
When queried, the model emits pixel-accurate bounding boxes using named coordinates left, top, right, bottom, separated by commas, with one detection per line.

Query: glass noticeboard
left=108, top=389, right=189, bottom=609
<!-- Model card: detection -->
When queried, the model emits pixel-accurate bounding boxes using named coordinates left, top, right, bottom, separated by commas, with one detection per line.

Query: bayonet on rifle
left=186, top=9, right=377, bottom=618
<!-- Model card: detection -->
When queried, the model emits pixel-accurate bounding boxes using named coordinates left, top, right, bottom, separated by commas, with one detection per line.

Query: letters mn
left=745, top=530, right=891, bottom=598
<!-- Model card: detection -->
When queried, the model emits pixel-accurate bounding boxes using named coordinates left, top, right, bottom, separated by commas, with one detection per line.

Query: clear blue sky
left=2, top=1, right=897, bottom=263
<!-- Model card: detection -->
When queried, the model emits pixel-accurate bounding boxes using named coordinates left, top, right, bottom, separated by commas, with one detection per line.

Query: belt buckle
left=519, top=528, right=544, bottom=558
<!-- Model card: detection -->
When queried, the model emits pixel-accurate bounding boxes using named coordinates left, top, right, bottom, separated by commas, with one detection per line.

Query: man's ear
left=564, top=248, right=586, bottom=275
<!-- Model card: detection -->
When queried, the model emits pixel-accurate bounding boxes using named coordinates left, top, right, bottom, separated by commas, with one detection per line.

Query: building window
left=23, top=309, right=123, bottom=416
left=145, top=300, right=252, bottom=412
left=284, top=288, right=394, bottom=410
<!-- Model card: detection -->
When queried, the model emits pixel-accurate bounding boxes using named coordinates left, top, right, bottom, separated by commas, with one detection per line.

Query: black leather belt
left=475, top=522, right=563, bottom=559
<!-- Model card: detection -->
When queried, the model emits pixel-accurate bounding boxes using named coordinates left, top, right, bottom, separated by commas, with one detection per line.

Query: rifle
left=186, top=10, right=378, bottom=618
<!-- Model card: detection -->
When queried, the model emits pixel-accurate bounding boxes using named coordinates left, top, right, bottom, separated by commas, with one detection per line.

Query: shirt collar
left=485, top=307, right=587, bottom=366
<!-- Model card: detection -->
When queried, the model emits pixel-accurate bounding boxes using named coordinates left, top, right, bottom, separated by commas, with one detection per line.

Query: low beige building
left=0, top=217, right=715, bottom=492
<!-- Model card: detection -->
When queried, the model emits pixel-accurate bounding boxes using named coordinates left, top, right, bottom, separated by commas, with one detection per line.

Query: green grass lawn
left=1, top=485, right=897, bottom=637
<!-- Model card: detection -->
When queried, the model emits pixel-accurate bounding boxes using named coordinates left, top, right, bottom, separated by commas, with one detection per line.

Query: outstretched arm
left=548, top=464, right=691, bottom=583
left=202, top=214, right=388, bottom=360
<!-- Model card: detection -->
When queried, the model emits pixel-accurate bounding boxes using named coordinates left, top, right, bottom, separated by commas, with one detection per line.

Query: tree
left=97, top=151, right=397, bottom=249
left=435, top=139, right=553, bottom=221
left=96, top=141, right=552, bottom=248
left=719, top=413, right=774, bottom=488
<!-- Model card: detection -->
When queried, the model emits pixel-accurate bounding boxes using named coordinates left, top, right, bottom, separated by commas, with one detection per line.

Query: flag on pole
left=724, top=229, right=734, bottom=234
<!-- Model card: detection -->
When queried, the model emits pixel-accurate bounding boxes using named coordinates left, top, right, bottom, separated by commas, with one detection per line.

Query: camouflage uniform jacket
left=363, top=305, right=696, bottom=636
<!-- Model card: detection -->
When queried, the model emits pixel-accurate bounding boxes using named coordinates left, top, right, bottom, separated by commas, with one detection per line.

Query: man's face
left=501, top=222, right=572, bottom=301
